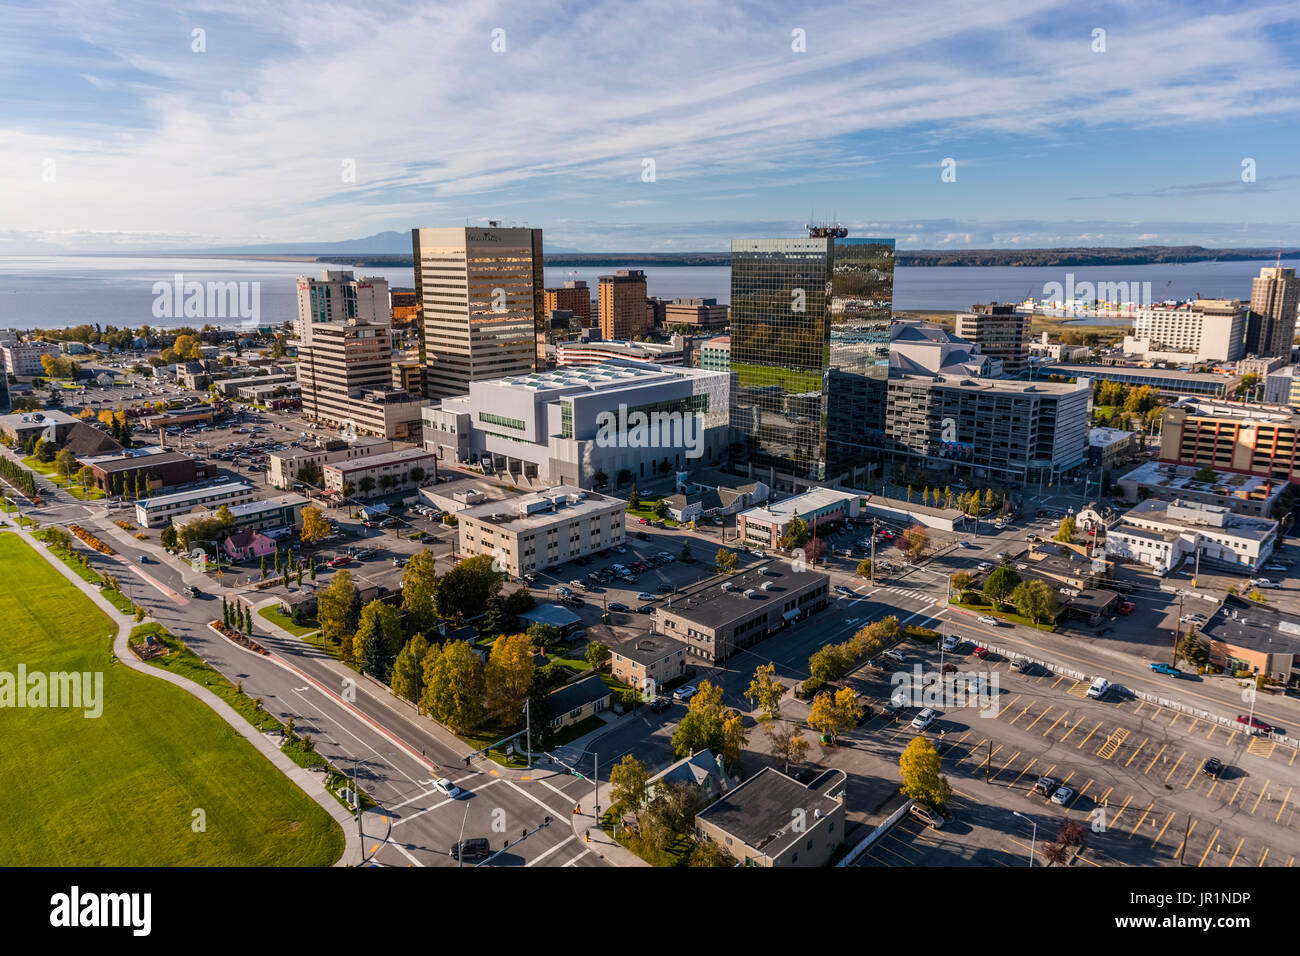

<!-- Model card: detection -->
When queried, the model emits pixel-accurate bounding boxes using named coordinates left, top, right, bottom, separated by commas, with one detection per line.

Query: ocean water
left=0, top=254, right=1282, bottom=330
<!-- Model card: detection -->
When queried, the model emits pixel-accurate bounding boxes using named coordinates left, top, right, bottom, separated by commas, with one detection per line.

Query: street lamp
left=1012, top=811, right=1037, bottom=866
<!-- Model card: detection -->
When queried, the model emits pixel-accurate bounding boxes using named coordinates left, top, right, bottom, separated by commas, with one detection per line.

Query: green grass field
left=0, top=533, right=344, bottom=865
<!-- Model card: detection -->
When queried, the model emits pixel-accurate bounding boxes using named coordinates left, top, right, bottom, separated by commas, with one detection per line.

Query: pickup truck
left=1149, top=662, right=1181, bottom=677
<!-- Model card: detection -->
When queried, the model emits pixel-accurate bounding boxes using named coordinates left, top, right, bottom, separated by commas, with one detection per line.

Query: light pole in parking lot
left=1012, top=811, right=1037, bottom=866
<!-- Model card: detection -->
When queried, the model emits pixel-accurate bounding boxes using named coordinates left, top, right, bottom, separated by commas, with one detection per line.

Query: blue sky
left=2, top=0, right=1299, bottom=252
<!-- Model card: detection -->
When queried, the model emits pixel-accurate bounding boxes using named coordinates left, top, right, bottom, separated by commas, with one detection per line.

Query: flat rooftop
left=1122, top=461, right=1284, bottom=503
left=1200, top=597, right=1300, bottom=657
left=696, top=766, right=840, bottom=855
left=1123, top=498, right=1277, bottom=543
left=322, top=446, right=434, bottom=473
left=658, top=563, right=827, bottom=630
left=608, top=633, right=687, bottom=666
left=741, top=488, right=858, bottom=525
left=270, top=437, right=391, bottom=464
left=139, top=482, right=253, bottom=508
left=1047, top=364, right=1233, bottom=384
left=890, top=370, right=1089, bottom=393
left=459, top=485, right=622, bottom=532
left=220, top=493, right=311, bottom=517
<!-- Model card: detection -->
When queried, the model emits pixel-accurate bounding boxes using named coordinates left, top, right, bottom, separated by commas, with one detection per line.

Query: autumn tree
left=951, top=571, right=973, bottom=592
left=856, top=558, right=872, bottom=579
left=317, top=568, right=360, bottom=659
left=808, top=687, right=861, bottom=744
left=903, top=524, right=930, bottom=559
left=299, top=506, right=330, bottom=544
left=899, top=735, right=952, bottom=810
left=764, top=720, right=809, bottom=773
left=400, top=549, right=439, bottom=637
left=353, top=599, right=404, bottom=680
left=671, top=681, right=731, bottom=760
left=610, top=754, right=650, bottom=813
left=1011, top=579, right=1059, bottom=625
left=1054, top=515, right=1077, bottom=543
left=715, top=548, right=738, bottom=573
left=484, top=632, right=536, bottom=722
left=744, top=662, right=787, bottom=720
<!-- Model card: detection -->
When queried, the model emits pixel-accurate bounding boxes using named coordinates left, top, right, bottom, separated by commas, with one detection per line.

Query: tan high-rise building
left=1250, top=265, right=1300, bottom=358
left=411, top=225, right=544, bottom=399
left=294, top=270, right=391, bottom=341
left=296, top=320, right=425, bottom=439
left=543, top=280, right=592, bottom=326
left=598, top=270, right=651, bottom=339
left=954, top=302, right=1028, bottom=375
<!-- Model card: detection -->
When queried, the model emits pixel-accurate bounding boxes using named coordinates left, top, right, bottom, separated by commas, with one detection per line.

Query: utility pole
left=524, top=699, right=532, bottom=769
left=593, top=753, right=599, bottom=820
left=1172, top=592, right=1183, bottom=667
left=869, top=517, right=877, bottom=583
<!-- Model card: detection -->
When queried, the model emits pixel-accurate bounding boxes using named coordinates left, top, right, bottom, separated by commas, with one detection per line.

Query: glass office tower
left=730, top=231, right=894, bottom=482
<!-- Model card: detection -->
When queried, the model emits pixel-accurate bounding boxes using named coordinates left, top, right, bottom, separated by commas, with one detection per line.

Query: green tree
left=609, top=754, right=650, bottom=813
left=1011, top=579, right=1059, bottom=625
left=400, top=549, right=439, bottom=636
left=670, top=681, right=732, bottom=759
left=715, top=548, right=738, bottom=573
left=585, top=641, right=611, bottom=670
left=160, top=523, right=179, bottom=550
left=358, top=476, right=376, bottom=496
left=900, top=736, right=953, bottom=810
left=419, top=640, right=485, bottom=733
left=628, top=482, right=640, bottom=510
left=688, top=840, right=737, bottom=868
left=654, top=499, right=670, bottom=520
left=54, top=447, right=78, bottom=479
left=525, top=622, right=562, bottom=649
left=982, top=565, right=1021, bottom=605
left=1177, top=630, right=1210, bottom=669
left=391, top=634, right=431, bottom=703
left=1193, top=463, right=1216, bottom=483
left=354, top=599, right=405, bottom=679
left=479, top=592, right=509, bottom=637
left=436, top=554, right=503, bottom=621
left=779, top=516, right=810, bottom=550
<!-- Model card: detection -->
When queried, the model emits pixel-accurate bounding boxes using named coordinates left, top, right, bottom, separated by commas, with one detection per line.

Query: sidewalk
left=9, top=525, right=363, bottom=867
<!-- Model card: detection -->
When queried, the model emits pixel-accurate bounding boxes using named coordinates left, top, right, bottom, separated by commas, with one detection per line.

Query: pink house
left=224, top=529, right=277, bottom=561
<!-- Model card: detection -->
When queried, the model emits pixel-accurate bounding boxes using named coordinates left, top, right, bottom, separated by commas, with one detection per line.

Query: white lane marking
left=526, top=834, right=577, bottom=867
left=563, top=848, right=592, bottom=866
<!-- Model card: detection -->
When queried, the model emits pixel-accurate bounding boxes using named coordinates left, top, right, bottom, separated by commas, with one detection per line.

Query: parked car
left=909, top=803, right=945, bottom=829
left=1236, top=714, right=1273, bottom=734
left=1014, top=658, right=1035, bottom=674
left=1087, top=677, right=1110, bottom=700
left=636, top=592, right=654, bottom=601
left=911, top=708, right=937, bottom=731
left=608, top=602, right=629, bottom=612
left=1249, top=579, right=1281, bottom=589
left=649, top=697, right=671, bottom=713
left=940, top=634, right=960, bottom=652
left=1031, top=776, right=1059, bottom=798
left=184, top=585, right=201, bottom=597
left=1117, top=601, right=1135, bottom=615
left=971, top=646, right=988, bottom=660
left=673, top=684, right=699, bottom=702
left=1050, top=784, right=1077, bottom=806
left=880, top=649, right=906, bottom=665
left=1202, top=757, right=1224, bottom=779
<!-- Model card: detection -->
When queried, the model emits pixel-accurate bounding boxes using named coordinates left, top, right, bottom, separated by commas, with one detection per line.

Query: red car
left=1117, top=601, right=1135, bottom=615
left=972, top=646, right=989, bottom=660
left=1237, top=714, right=1273, bottom=734
left=328, top=555, right=351, bottom=568
left=637, top=517, right=649, bottom=524
left=1086, top=528, right=1097, bottom=536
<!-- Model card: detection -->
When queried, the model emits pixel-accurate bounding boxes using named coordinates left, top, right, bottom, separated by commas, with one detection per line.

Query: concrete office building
left=1250, top=264, right=1300, bottom=358
left=543, top=280, right=592, bottom=327
left=955, top=303, right=1028, bottom=375
left=1117, top=461, right=1287, bottom=518
left=294, top=270, right=391, bottom=339
left=1159, top=399, right=1300, bottom=485
left=664, top=297, right=728, bottom=331
left=422, top=359, right=730, bottom=489
left=135, top=482, right=256, bottom=528
left=412, top=225, right=545, bottom=397
left=653, top=563, right=830, bottom=665
left=1043, top=364, right=1237, bottom=400
left=2, top=342, right=60, bottom=377
left=876, top=373, right=1090, bottom=485
left=321, top=446, right=437, bottom=499
left=1239, top=355, right=1287, bottom=379
left=1104, top=498, right=1277, bottom=574
left=1087, top=427, right=1136, bottom=469
left=214, top=373, right=296, bottom=397
left=189, top=493, right=311, bottom=532
left=598, top=270, right=651, bottom=340
left=1122, top=299, right=1247, bottom=363
left=266, top=437, right=393, bottom=489
left=556, top=337, right=685, bottom=367
left=738, top=488, right=860, bottom=550
left=1199, top=595, right=1300, bottom=686
left=456, top=486, right=625, bottom=576
left=699, top=336, right=730, bottom=371
left=1264, top=365, right=1300, bottom=407
left=296, top=319, right=424, bottom=440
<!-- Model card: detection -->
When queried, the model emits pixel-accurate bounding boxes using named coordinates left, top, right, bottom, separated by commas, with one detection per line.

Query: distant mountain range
left=192, top=231, right=581, bottom=256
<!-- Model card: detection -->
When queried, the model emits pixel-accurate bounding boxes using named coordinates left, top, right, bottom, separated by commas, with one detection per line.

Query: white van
left=1086, top=677, right=1110, bottom=700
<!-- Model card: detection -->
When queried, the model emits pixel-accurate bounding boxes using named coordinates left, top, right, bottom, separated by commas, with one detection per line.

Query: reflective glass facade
left=730, top=234, right=894, bottom=480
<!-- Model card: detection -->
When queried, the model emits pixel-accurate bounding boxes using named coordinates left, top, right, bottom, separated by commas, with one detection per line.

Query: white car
left=977, top=562, right=993, bottom=572
left=434, top=778, right=463, bottom=799
left=941, top=634, right=960, bottom=652
left=911, top=708, right=938, bottom=731
left=1086, top=677, right=1110, bottom=700
left=977, top=616, right=999, bottom=626
left=1050, top=784, right=1077, bottom=806
left=636, top=592, right=654, bottom=601
left=673, top=684, right=699, bottom=702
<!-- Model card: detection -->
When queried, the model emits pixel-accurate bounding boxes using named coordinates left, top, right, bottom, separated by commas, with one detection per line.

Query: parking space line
left=1091, top=784, right=1111, bottom=808
left=1168, top=712, right=1184, bottom=729
left=1162, top=751, right=1187, bottom=782
left=1144, top=743, right=1168, bottom=774
left=1060, top=715, right=1087, bottom=744
left=990, top=751, right=1021, bottom=782
left=1251, top=782, right=1271, bottom=815
left=997, top=694, right=1023, bottom=718
left=1131, top=701, right=1147, bottom=716
left=1229, top=777, right=1247, bottom=806
left=1227, top=837, right=1245, bottom=867
left=1258, top=847, right=1270, bottom=867
left=1186, top=717, right=1200, bottom=735
left=1184, top=763, right=1203, bottom=790
left=1007, top=757, right=1038, bottom=789
left=1109, top=794, right=1133, bottom=829
left=1151, top=811, right=1176, bottom=847
left=1042, top=710, right=1069, bottom=738
left=1129, top=803, right=1155, bottom=837
left=1291, top=748, right=1298, bottom=767
left=1173, top=819, right=1198, bottom=859
left=1050, top=675, right=1068, bottom=689
left=1196, top=826, right=1220, bottom=867
left=1066, top=680, right=1090, bottom=699
left=1206, top=724, right=1221, bottom=741
left=1124, top=737, right=1149, bottom=767
left=1008, top=702, right=1034, bottom=726
left=1076, top=721, right=1104, bottom=750
left=1248, top=736, right=1277, bottom=759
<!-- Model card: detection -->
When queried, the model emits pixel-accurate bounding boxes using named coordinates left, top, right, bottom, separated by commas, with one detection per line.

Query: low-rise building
left=738, top=488, right=859, bottom=550
left=1045, top=364, right=1237, bottom=400
left=608, top=633, right=689, bottom=697
left=320, top=447, right=437, bottom=499
left=546, top=674, right=611, bottom=731
left=267, top=437, right=394, bottom=489
left=199, top=493, right=310, bottom=532
left=457, top=486, right=625, bottom=576
left=1158, top=399, right=1300, bottom=484
left=556, top=337, right=686, bottom=367
left=223, top=529, right=278, bottom=561
left=1197, top=595, right=1300, bottom=686
left=695, top=767, right=846, bottom=867
left=1087, top=427, right=1137, bottom=469
left=135, top=482, right=256, bottom=528
left=1117, top=461, right=1288, bottom=518
left=1104, top=498, right=1278, bottom=574
left=85, top=448, right=213, bottom=494
left=663, top=474, right=768, bottom=525
left=214, top=373, right=296, bottom=397
left=0, top=409, right=80, bottom=446
left=653, top=563, right=830, bottom=665
left=698, top=336, right=730, bottom=372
